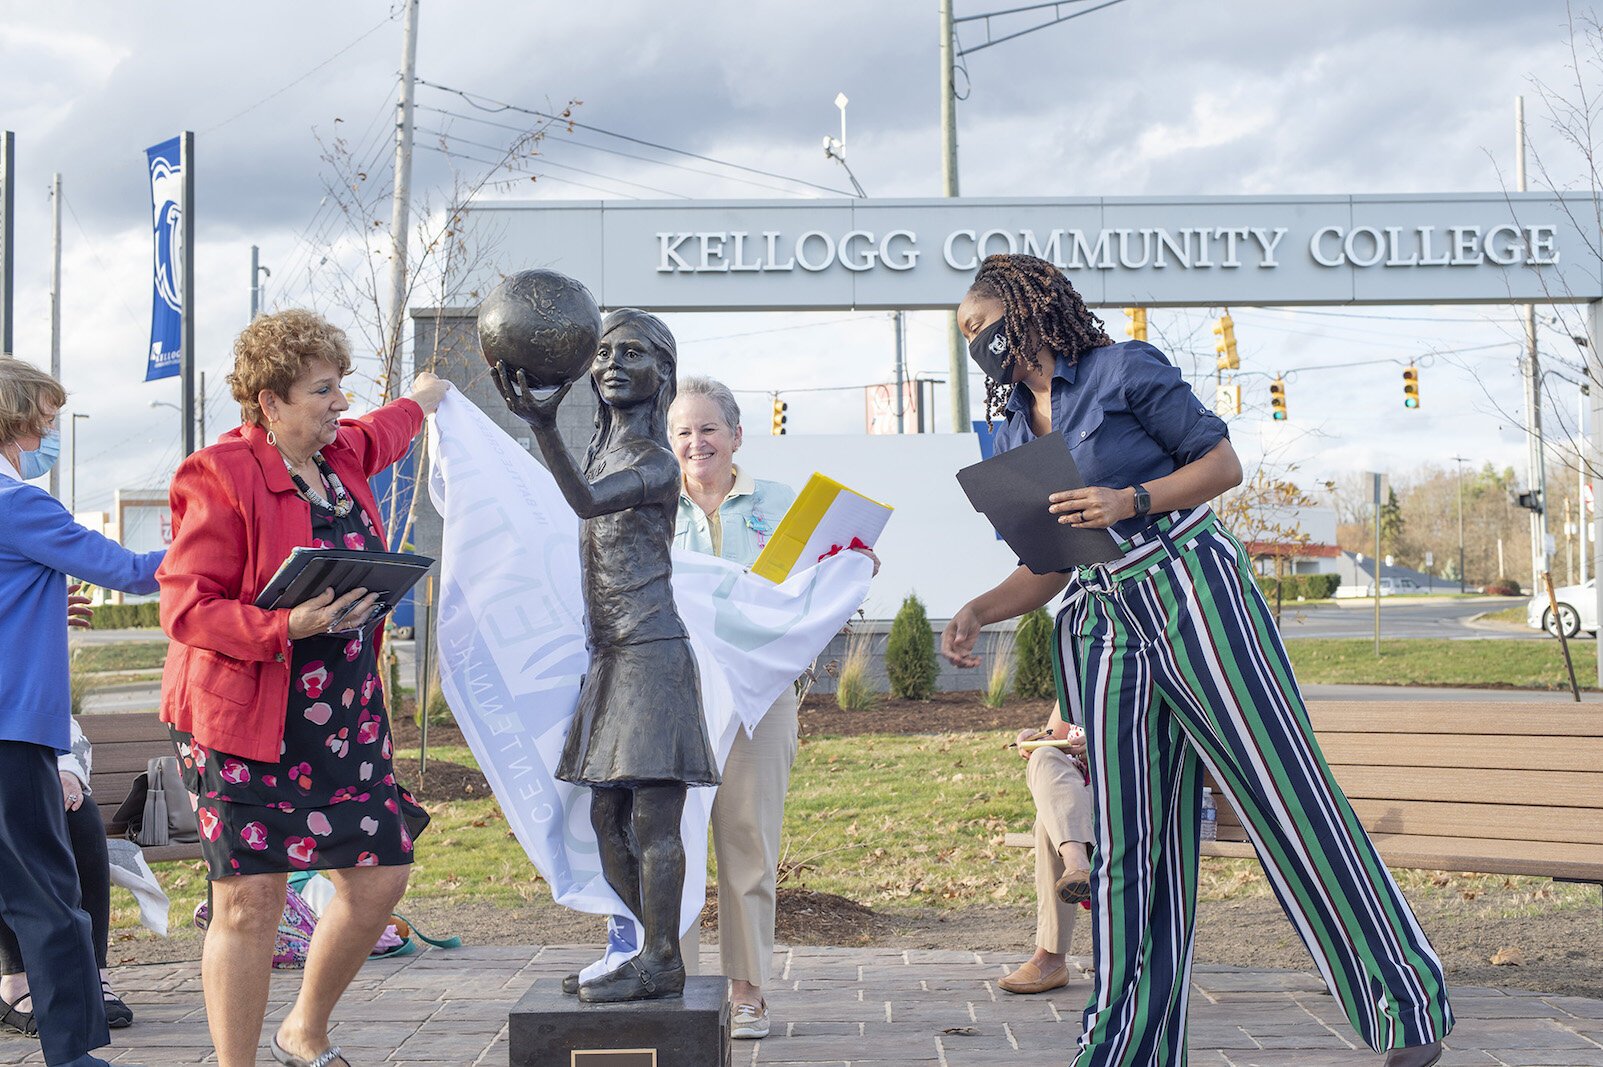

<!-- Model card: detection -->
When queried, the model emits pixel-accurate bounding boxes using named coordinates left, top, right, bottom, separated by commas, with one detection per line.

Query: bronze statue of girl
left=495, top=308, right=717, bottom=1003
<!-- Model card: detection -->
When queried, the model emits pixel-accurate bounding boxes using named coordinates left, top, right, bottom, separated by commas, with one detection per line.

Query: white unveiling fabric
left=105, top=838, right=170, bottom=937
left=426, top=391, right=872, bottom=975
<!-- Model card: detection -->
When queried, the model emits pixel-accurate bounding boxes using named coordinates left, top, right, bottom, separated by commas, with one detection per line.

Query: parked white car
left=1526, top=579, right=1598, bottom=637
left=1364, top=577, right=1423, bottom=596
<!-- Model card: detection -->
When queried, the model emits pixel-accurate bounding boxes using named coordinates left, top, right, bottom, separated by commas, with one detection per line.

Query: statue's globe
left=476, top=269, right=603, bottom=388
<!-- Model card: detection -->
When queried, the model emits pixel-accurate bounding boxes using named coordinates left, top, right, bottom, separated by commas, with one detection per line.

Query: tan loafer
left=1056, top=866, right=1091, bottom=905
left=997, top=960, right=1070, bottom=995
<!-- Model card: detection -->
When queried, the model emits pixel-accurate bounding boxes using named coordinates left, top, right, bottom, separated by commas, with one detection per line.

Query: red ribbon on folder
left=816, top=536, right=871, bottom=564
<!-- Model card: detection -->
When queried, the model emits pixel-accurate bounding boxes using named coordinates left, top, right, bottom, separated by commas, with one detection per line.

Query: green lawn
left=73, top=640, right=169, bottom=673
left=125, top=727, right=1597, bottom=944
left=1284, top=637, right=1589, bottom=689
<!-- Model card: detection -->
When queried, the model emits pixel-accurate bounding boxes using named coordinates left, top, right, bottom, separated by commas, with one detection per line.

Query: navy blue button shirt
left=990, top=340, right=1230, bottom=541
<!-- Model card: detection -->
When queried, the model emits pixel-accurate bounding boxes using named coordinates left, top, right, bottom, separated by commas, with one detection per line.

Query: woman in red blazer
left=158, top=310, right=447, bottom=1067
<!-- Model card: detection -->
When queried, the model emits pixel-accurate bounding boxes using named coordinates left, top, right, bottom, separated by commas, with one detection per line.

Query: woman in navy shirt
left=940, top=255, right=1449, bottom=1067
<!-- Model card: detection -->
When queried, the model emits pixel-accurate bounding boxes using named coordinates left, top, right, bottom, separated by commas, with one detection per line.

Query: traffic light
left=771, top=395, right=788, bottom=435
left=1213, top=313, right=1239, bottom=371
left=1123, top=307, right=1147, bottom=341
left=1402, top=365, right=1420, bottom=409
left=1269, top=377, right=1287, bottom=420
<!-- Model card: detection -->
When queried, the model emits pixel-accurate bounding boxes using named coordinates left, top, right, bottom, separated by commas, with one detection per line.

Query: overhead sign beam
left=466, top=193, right=1603, bottom=310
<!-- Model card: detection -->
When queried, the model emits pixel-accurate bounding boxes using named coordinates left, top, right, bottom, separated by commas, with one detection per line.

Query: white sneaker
left=731, top=1000, right=770, bottom=1040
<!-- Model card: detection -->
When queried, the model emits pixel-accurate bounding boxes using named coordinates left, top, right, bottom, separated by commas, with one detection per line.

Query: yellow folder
left=751, top=473, right=893, bottom=584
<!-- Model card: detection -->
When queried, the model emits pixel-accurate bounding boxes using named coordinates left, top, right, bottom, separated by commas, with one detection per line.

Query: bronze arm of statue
left=493, top=362, right=647, bottom=519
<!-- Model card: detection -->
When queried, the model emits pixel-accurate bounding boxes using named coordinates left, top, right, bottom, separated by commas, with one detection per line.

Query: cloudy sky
left=2, top=0, right=1599, bottom=517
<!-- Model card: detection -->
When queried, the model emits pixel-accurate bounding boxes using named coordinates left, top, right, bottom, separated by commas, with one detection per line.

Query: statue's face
left=593, top=327, right=666, bottom=408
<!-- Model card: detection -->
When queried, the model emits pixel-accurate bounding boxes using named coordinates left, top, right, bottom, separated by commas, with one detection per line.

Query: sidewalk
left=5, top=946, right=1598, bottom=1066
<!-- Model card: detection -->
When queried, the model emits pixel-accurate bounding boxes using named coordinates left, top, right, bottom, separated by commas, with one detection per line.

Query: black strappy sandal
left=0, top=992, right=37, bottom=1039
left=102, top=979, right=134, bottom=1028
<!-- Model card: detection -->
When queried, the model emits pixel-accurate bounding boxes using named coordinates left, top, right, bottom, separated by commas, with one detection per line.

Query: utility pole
left=180, top=131, right=196, bottom=457
left=939, top=0, right=967, bottom=435
left=894, top=311, right=907, bottom=433
left=49, top=173, right=62, bottom=499
left=1451, top=454, right=1468, bottom=594
left=199, top=369, right=207, bottom=446
left=1516, top=96, right=1550, bottom=597
left=385, top=0, right=420, bottom=398
left=1, top=131, right=13, bottom=356
left=940, top=0, right=1126, bottom=436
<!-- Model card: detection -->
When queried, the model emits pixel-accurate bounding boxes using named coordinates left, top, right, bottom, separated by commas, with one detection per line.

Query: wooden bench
left=1203, top=701, right=1603, bottom=890
left=1007, top=701, right=1603, bottom=893
left=77, top=711, right=201, bottom=864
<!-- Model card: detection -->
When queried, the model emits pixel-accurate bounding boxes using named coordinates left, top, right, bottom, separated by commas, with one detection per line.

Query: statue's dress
left=555, top=432, right=719, bottom=787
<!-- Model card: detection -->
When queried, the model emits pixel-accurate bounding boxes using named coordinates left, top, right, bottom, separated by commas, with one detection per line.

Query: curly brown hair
left=229, top=310, right=354, bottom=427
left=967, top=254, right=1111, bottom=421
left=0, top=358, right=67, bottom=446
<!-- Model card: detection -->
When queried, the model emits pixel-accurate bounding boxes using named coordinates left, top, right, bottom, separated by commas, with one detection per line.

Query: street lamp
left=70, top=412, right=89, bottom=514
left=150, top=369, right=206, bottom=446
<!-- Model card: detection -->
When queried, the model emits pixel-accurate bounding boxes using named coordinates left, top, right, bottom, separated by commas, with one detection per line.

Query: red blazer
left=158, top=399, right=424, bottom=762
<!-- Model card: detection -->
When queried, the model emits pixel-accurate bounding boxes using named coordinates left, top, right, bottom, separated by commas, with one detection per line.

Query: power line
left=416, top=141, right=641, bottom=199
left=415, top=79, right=854, bottom=197
left=416, top=104, right=841, bottom=199
left=202, top=10, right=402, bottom=134
left=414, top=126, right=690, bottom=198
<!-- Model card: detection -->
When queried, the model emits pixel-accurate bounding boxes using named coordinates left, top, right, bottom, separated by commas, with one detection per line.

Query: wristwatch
left=1131, top=484, right=1152, bottom=517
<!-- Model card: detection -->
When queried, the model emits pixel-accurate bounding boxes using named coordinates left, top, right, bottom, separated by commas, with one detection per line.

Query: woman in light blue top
left=668, top=376, right=793, bottom=1040
left=670, top=376, right=880, bottom=1038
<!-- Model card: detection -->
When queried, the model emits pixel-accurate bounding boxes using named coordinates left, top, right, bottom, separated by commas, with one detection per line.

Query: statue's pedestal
left=509, top=975, right=731, bottom=1067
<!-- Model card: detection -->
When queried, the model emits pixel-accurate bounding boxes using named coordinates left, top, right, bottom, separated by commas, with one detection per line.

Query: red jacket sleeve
left=157, top=453, right=292, bottom=663
left=338, top=398, right=425, bottom=478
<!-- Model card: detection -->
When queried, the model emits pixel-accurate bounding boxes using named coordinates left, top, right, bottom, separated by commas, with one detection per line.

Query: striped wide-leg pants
left=1055, top=507, right=1452, bottom=1067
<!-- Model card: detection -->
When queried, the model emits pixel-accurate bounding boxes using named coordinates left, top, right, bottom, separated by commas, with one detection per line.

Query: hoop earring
left=266, top=425, right=278, bottom=447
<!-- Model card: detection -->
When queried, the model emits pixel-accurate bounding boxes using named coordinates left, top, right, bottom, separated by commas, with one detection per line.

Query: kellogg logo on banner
left=145, top=136, right=183, bottom=382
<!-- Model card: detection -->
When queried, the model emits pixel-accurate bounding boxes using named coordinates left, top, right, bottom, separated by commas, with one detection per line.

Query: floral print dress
left=169, top=495, right=428, bottom=880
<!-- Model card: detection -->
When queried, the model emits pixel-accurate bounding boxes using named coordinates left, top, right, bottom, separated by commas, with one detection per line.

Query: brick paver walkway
left=0, top=947, right=1598, bottom=1066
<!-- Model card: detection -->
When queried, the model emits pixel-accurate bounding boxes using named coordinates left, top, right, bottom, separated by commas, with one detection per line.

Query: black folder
left=956, top=432, right=1120, bottom=574
left=253, top=548, right=435, bottom=629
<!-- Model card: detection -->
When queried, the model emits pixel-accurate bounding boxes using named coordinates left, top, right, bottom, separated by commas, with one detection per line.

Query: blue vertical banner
left=144, top=136, right=183, bottom=381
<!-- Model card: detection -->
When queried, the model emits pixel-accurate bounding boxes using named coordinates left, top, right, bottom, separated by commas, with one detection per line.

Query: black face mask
left=968, top=318, right=1015, bottom=384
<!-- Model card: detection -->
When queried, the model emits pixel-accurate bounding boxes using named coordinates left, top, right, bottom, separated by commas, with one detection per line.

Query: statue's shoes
left=562, top=972, right=580, bottom=995
left=577, top=957, right=686, bottom=1003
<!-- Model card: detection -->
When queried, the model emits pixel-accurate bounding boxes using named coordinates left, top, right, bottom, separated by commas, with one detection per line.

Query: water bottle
left=1200, top=787, right=1218, bottom=842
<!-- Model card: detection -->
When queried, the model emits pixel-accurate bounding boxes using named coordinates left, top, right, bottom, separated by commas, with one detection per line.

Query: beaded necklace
left=284, top=452, right=355, bottom=517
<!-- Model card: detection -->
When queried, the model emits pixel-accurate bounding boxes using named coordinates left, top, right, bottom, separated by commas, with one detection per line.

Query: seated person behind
left=999, top=702, right=1093, bottom=996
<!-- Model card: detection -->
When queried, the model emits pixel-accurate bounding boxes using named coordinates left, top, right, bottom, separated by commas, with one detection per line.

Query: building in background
left=75, top=489, right=170, bottom=603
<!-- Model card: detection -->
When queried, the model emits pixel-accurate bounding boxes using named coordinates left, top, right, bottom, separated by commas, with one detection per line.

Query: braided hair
left=967, top=254, right=1112, bottom=421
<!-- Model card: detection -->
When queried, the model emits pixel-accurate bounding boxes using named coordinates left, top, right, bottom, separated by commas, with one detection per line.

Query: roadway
left=1271, top=595, right=1553, bottom=641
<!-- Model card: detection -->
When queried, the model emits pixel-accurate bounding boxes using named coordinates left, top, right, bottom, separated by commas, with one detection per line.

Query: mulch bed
left=702, top=886, right=898, bottom=945
left=798, top=690, right=1055, bottom=738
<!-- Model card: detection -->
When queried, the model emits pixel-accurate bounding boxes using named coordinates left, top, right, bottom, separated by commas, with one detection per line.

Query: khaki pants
left=1027, top=746, right=1095, bottom=953
left=682, top=688, right=799, bottom=985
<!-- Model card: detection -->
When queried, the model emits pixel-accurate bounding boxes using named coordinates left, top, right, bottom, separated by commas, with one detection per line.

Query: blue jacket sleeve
left=1120, top=342, right=1229, bottom=465
left=5, top=485, right=163, bottom=593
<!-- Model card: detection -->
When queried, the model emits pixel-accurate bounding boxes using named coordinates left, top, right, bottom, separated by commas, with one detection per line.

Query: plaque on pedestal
left=509, top=975, right=731, bottom=1067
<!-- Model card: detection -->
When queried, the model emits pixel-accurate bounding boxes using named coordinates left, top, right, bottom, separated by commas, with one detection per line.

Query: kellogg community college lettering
left=655, top=225, right=1562, bottom=274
